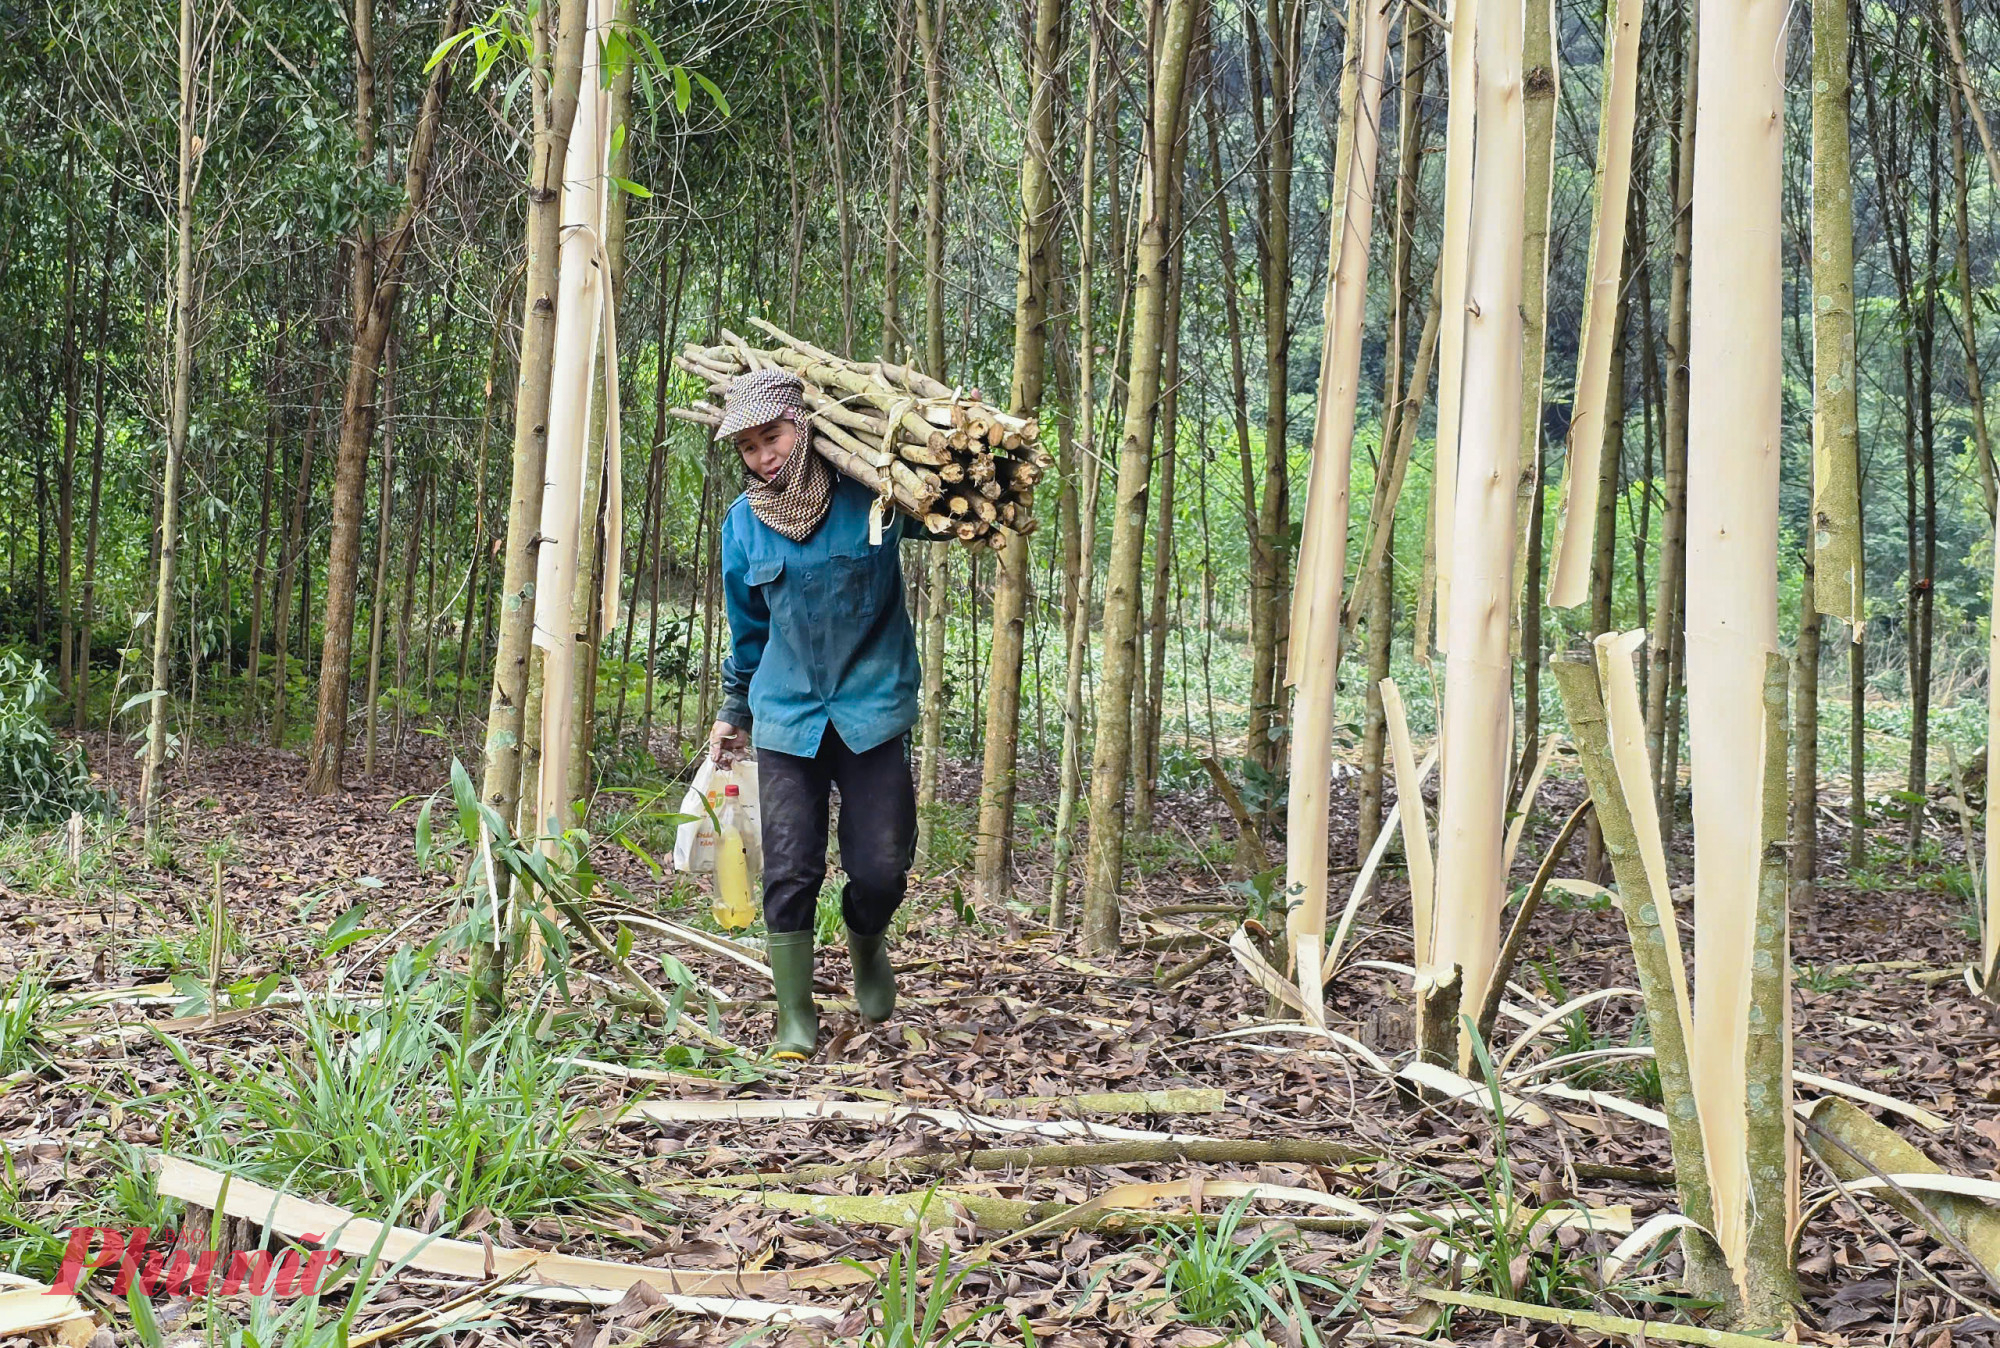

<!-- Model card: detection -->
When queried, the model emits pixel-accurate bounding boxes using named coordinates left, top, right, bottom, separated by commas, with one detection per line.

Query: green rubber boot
left=846, top=926, right=897, bottom=1025
left=765, top=930, right=819, bottom=1061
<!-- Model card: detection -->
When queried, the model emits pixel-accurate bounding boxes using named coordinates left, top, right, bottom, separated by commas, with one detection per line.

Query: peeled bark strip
left=1549, top=648, right=1725, bottom=1297
left=1811, top=0, right=1862, bottom=622
left=1431, top=0, right=1526, bottom=1063
left=1283, top=0, right=1389, bottom=1003
left=1383, top=678, right=1435, bottom=965
left=1804, top=1097, right=2000, bottom=1271
left=1685, top=0, right=1796, bottom=1315
left=1546, top=0, right=1643, bottom=609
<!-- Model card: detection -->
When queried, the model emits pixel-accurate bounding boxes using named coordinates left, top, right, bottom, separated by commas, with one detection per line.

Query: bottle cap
left=724, top=783, right=740, bottom=796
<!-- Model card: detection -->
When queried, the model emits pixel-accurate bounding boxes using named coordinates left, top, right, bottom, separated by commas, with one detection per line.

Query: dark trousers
left=758, top=726, right=917, bottom=935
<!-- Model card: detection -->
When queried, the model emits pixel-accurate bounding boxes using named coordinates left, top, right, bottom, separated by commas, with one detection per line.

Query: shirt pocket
left=745, top=557, right=784, bottom=587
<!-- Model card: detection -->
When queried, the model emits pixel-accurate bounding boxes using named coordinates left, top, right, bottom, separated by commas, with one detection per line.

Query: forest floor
left=2, top=733, right=1999, bottom=1347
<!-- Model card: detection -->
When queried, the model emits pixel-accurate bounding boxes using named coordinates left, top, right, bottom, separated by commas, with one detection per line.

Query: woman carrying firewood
left=706, top=368, right=919, bottom=1061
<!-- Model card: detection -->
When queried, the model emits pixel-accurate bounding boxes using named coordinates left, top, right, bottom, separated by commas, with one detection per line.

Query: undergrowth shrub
left=0, top=653, right=96, bottom=823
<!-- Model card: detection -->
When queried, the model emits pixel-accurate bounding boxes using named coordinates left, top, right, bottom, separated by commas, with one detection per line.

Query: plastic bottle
left=713, top=784, right=756, bottom=930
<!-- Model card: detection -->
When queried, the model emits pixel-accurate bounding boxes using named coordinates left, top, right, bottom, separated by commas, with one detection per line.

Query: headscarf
left=718, top=369, right=832, bottom=541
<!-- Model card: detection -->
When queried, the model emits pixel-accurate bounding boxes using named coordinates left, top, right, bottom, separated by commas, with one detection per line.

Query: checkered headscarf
left=719, top=369, right=832, bottom=542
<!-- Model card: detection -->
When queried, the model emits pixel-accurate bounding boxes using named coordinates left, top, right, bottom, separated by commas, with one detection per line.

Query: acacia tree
left=140, top=0, right=203, bottom=839
left=1078, top=0, right=1204, bottom=952
left=912, top=0, right=950, bottom=867
left=305, top=0, right=467, bottom=795
left=1426, top=0, right=1527, bottom=1059
left=1243, top=0, right=1304, bottom=778
left=1682, top=0, right=1797, bottom=1318
left=972, top=0, right=1061, bottom=903
left=470, top=0, right=591, bottom=1013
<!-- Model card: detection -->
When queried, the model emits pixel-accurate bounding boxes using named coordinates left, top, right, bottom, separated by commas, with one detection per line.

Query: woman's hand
left=709, top=720, right=749, bottom=767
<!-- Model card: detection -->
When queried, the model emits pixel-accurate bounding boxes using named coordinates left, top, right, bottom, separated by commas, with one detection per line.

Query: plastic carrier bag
left=672, top=757, right=763, bottom=874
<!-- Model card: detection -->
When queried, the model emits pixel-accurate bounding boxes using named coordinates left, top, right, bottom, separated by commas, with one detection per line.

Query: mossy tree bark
left=1549, top=650, right=1728, bottom=1302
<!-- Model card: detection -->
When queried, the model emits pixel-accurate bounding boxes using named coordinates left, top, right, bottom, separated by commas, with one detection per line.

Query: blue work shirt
left=718, top=473, right=922, bottom=757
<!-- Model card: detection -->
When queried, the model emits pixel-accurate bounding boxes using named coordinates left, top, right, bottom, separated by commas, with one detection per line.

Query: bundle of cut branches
left=670, top=318, right=1048, bottom=549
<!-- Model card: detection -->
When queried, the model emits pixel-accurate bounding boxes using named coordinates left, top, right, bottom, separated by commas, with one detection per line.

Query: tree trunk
left=74, top=172, right=119, bottom=734
left=245, top=302, right=287, bottom=727
left=1684, top=0, right=1799, bottom=1313
left=55, top=198, right=79, bottom=705
left=362, top=334, right=399, bottom=781
left=1245, top=0, right=1301, bottom=778
left=523, top=0, right=613, bottom=850
left=913, top=0, right=951, bottom=869
left=1792, top=548, right=1819, bottom=907
left=143, top=0, right=199, bottom=842
left=470, top=0, right=590, bottom=1011
left=1427, top=0, right=1479, bottom=653
left=1588, top=282, right=1629, bottom=639
left=565, top=43, right=633, bottom=824
left=1430, top=0, right=1526, bottom=1060
left=1048, top=10, right=1106, bottom=928
left=454, top=282, right=513, bottom=723
left=1806, top=0, right=1858, bottom=906
left=305, top=0, right=466, bottom=795
left=881, top=0, right=911, bottom=362
left=1283, top=0, right=1389, bottom=993
left=1515, top=0, right=1556, bottom=773
left=1358, top=11, right=1430, bottom=853
left=1546, top=0, right=1644, bottom=610
left=1647, top=0, right=1697, bottom=807
left=271, top=341, right=329, bottom=748
left=393, top=472, right=428, bottom=753
left=1078, top=0, right=1204, bottom=952
left=972, top=0, right=1061, bottom=902
left=1134, top=85, right=1192, bottom=840
left=1908, top=123, right=1941, bottom=856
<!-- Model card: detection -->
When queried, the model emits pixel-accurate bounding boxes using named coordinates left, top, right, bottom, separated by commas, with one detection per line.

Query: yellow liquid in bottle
left=713, top=814, right=756, bottom=930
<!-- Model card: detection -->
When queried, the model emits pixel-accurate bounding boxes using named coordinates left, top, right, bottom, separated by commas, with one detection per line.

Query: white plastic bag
left=673, top=757, right=763, bottom=874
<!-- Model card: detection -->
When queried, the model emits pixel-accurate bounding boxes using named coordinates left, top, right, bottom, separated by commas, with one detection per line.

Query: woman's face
left=735, top=417, right=798, bottom=482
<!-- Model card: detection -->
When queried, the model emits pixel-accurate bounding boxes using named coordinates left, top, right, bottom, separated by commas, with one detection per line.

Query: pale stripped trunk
left=1684, top=0, right=1799, bottom=1318
left=1428, top=0, right=1526, bottom=1062
left=1283, top=0, right=1389, bottom=1004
